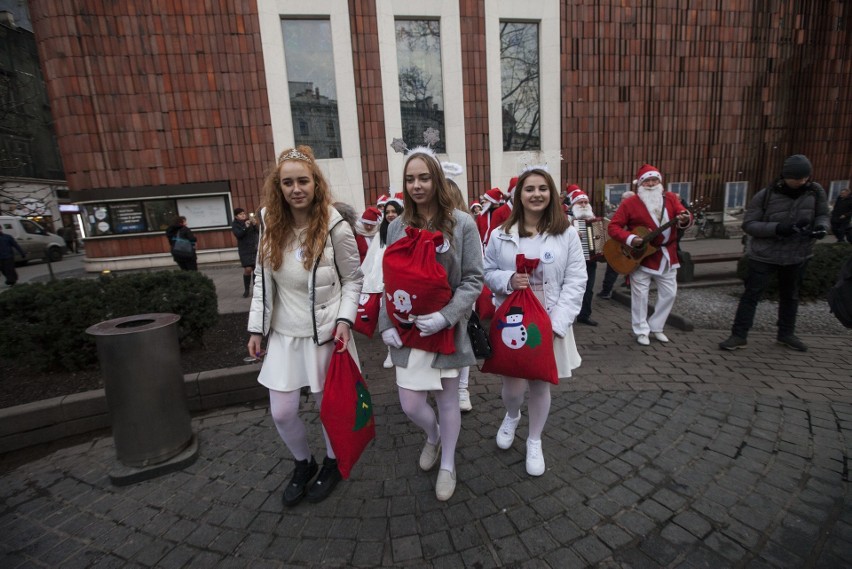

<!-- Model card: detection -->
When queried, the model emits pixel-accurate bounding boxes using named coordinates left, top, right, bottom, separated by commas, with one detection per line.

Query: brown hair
left=401, top=153, right=457, bottom=244
left=446, top=179, right=471, bottom=214
left=501, top=168, right=569, bottom=237
left=259, top=145, right=333, bottom=270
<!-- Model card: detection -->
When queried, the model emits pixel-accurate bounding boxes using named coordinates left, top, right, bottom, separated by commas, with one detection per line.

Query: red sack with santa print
left=382, top=226, right=455, bottom=354
left=481, top=255, right=558, bottom=384
left=353, top=292, right=381, bottom=337
left=320, top=344, right=376, bottom=479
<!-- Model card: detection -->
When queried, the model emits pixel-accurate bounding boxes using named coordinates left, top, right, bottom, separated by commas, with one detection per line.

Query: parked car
left=0, top=215, right=67, bottom=263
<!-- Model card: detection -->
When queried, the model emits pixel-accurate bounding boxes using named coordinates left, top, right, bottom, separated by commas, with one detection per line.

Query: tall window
left=605, top=183, right=631, bottom=215
left=282, top=19, right=341, bottom=159
left=500, top=22, right=540, bottom=151
left=829, top=180, right=850, bottom=204
left=668, top=182, right=691, bottom=205
left=395, top=19, right=446, bottom=153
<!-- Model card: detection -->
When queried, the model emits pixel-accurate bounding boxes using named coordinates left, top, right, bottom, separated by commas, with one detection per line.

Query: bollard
left=86, top=313, right=198, bottom=485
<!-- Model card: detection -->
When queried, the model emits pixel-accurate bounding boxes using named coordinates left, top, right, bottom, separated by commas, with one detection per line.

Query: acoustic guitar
left=603, top=217, right=682, bottom=275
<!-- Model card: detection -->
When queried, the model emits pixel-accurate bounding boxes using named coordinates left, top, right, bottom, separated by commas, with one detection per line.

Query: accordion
left=574, top=218, right=609, bottom=261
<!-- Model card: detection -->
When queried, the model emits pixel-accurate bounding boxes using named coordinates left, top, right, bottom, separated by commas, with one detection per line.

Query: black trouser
left=600, top=263, right=618, bottom=293
left=174, top=255, right=198, bottom=271
left=731, top=258, right=806, bottom=339
left=831, top=220, right=849, bottom=242
left=1, top=257, right=18, bottom=285
left=579, top=261, right=596, bottom=319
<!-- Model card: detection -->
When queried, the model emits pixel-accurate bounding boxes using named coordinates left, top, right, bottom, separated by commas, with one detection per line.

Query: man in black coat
left=831, top=187, right=852, bottom=242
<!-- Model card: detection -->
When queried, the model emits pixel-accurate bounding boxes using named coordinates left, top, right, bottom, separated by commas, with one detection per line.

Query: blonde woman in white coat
left=247, top=146, right=363, bottom=507
left=483, top=167, right=586, bottom=476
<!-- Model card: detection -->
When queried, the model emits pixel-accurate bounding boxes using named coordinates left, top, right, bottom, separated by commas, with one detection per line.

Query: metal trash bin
left=86, top=313, right=198, bottom=484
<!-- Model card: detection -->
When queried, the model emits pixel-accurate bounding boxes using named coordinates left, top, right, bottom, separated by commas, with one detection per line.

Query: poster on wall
left=110, top=202, right=148, bottom=233
left=177, top=196, right=229, bottom=229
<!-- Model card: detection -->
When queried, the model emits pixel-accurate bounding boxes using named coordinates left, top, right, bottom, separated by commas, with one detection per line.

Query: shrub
left=0, top=270, right=218, bottom=371
left=736, top=243, right=852, bottom=300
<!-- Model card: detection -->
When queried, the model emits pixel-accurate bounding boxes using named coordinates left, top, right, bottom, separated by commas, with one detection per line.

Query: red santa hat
left=635, top=164, right=663, bottom=185
left=566, top=185, right=589, bottom=205
left=360, top=206, right=382, bottom=226
left=561, top=203, right=570, bottom=215
left=386, top=192, right=404, bottom=209
left=482, top=188, right=504, bottom=204
left=507, top=176, right=519, bottom=194
left=470, top=201, right=482, bottom=211
left=376, top=194, right=389, bottom=207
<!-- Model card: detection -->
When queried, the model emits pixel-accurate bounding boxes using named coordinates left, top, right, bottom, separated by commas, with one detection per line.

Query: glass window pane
left=144, top=199, right=179, bottom=231
left=395, top=19, right=446, bottom=153
left=282, top=19, right=341, bottom=159
left=501, top=22, right=540, bottom=151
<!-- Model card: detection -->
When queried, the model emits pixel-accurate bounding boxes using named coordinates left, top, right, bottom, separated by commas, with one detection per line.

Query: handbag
left=319, top=345, right=376, bottom=479
left=172, top=236, right=194, bottom=257
left=467, top=310, right=492, bottom=359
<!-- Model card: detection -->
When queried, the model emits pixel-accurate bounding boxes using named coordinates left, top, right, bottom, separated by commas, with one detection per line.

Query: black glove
left=811, top=226, right=827, bottom=240
left=775, top=222, right=795, bottom=236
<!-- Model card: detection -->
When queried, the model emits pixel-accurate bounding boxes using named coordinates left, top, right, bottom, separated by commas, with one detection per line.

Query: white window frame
left=724, top=181, right=749, bottom=221
left=605, top=183, right=631, bottom=214
left=257, top=0, right=365, bottom=209
left=377, top=0, right=467, bottom=192
left=486, top=0, right=559, bottom=191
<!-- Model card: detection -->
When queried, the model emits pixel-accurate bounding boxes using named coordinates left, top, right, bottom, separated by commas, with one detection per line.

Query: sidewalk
left=1, top=240, right=850, bottom=567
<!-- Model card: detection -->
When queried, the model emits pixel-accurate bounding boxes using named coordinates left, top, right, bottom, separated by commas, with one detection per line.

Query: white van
left=0, top=216, right=67, bottom=263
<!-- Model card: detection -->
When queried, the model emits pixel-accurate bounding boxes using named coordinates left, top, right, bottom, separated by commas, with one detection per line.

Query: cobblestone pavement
left=3, top=244, right=851, bottom=567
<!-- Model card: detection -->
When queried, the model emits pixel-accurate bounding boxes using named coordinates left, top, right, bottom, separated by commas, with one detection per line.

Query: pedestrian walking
left=0, top=226, right=26, bottom=286
left=165, top=216, right=198, bottom=271
left=830, top=187, right=852, bottom=242
left=247, top=145, right=363, bottom=506
left=231, top=208, right=259, bottom=297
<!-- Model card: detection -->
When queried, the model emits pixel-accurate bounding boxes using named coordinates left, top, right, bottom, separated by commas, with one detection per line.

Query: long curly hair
left=502, top=168, right=569, bottom=237
left=401, top=152, right=457, bottom=245
left=259, top=146, right=333, bottom=270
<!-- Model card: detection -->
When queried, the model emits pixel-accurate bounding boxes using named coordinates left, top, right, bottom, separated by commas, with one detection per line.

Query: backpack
left=828, top=256, right=852, bottom=328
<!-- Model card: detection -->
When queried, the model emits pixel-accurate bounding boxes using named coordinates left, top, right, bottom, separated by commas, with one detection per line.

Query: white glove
left=415, top=312, right=449, bottom=337
left=381, top=327, right=403, bottom=349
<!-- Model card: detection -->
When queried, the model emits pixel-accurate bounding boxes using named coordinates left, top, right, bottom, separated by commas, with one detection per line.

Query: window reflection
left=282, top=19, right=342, bottom=159
left=501, top=22, right=540, bottom=151
left=395, top=19, right=446, bottom=153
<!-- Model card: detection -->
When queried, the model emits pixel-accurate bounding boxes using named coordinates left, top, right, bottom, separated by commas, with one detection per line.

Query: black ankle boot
left=282, top=456, right=318, bottom=507
left=242, top=274, right=251, bottom=298
left=306, top=457, right=342, bottom=503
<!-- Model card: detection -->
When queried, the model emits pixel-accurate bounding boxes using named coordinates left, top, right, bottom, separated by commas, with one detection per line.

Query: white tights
left=398, top=375, right=461, bottom=472
left=268, top=388, right=335, bottom=461
left=501, top=376, right=551, bottom=441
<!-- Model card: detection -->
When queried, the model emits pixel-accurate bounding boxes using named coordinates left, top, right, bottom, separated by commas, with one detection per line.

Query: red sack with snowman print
left=481, top=255, right=558, bottom=384
left=382, top=226, right=455, bottom=354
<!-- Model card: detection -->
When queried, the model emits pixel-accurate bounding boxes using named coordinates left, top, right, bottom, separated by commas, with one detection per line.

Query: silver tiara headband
left=517, top=151, right=563, bottom=174
left=278, top=148, right=311, bottom=164
left=391, top=127, right=462, bottom=179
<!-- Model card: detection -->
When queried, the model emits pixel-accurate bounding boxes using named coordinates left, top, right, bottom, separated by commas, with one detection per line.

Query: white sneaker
left=496, top=412, right=521, bottom=449
left=435, top=469, right=456, bottom=501
left=383, top=352, right=393, bottom=368
left=458, top=388, right=472, bottom=413
left=651, top=332, right=670, bottom=343
left=526, top=439, right=545, bottom=476
left=636, top=334, right=650, bottom=346
left=419, top=439, right=441, bottom=471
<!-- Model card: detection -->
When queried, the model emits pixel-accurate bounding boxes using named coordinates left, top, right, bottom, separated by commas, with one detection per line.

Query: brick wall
left=459, top=0, right=491, bottom=204
left=28, top=0, right=274, bottom=257
left=560, top=1, right=852, bottom=208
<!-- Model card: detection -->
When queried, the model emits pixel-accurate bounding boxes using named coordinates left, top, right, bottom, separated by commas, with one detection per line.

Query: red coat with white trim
left=607, top=192, right=692, bottom=273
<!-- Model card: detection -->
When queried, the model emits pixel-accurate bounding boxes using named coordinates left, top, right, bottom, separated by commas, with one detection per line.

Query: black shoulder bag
left=467, top=311, right=492, bottom=359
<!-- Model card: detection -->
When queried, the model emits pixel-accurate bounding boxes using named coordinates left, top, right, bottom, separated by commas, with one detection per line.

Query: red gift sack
left=353, top=292, right=381, bottom=338
left=475, top=285, right=496, bottom=320
left=382, top=226, right=455, bottom=354
left=481, top=255, right=558, bottom=384
left=320, top=345, right=376, bottom=479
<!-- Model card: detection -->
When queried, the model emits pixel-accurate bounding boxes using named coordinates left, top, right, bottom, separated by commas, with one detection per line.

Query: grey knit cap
left=781, top=154, right=812, bottom=179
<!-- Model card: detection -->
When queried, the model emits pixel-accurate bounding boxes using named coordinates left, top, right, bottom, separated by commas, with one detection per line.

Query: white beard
left=571, top=203, right=595, bottom=220
left=638, top=184, right=664, bottom=219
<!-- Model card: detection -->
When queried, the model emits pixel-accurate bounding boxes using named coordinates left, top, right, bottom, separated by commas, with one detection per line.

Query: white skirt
left=257, top=331, right=360, bottom=393
left=395, top=348, right=459, bottom=392
left=555, top=325, right=582, bottom=379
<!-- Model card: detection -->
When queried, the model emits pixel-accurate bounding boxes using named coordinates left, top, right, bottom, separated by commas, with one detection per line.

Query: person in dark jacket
left=830, top=187, right=852, bottom=242
left=0, top=227, right=26, bottom=286
left=719, top=155, right=829, bottom=352
left=165, top=216, right=198, bottom=271
left=231, top=208, right=259, bottom=296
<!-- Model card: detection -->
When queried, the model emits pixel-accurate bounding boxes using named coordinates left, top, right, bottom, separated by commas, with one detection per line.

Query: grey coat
left=743, top=181, right=829, bottom=265
left=379, top=210, right=484, bottom=369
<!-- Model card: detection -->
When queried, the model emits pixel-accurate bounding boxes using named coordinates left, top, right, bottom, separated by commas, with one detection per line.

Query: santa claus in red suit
left=487, top=176, right=519, bottom=242
left=476, top=187, right=507, bottom=244
left=608, top=164, right=692, bottom=346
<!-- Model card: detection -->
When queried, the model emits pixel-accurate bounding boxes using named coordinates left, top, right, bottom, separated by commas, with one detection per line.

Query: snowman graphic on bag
left=497, top=307, right=527, bottom=349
